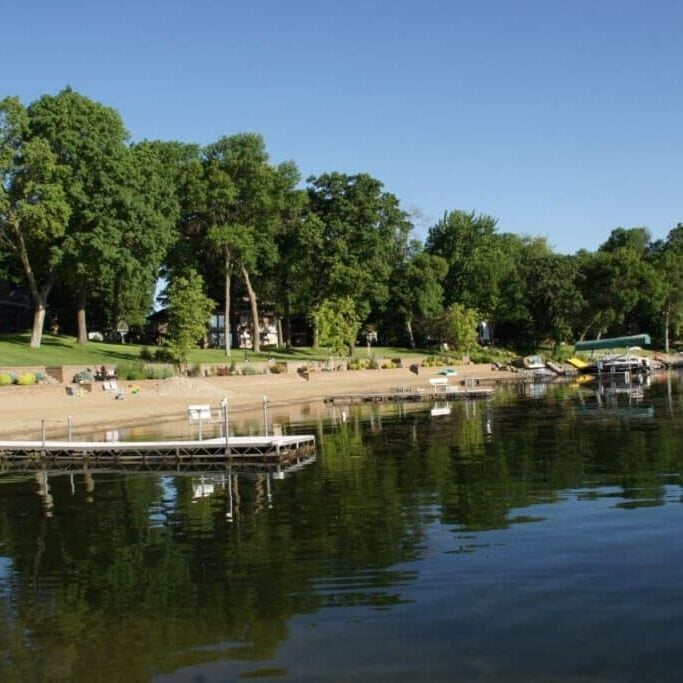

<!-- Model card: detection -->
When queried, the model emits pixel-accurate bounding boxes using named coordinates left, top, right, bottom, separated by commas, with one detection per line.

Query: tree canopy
left=1, top=86, right=681, bottom=355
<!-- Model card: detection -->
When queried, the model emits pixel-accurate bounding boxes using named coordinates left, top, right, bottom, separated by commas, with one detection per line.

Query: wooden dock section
left=324, top=386, right=494, bottom=405
left=0, top=434, right=316, bottom=470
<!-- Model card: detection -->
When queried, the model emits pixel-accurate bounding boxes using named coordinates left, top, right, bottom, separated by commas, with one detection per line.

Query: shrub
left=188, top=363, right=202, bottom=377
left=139, top=346, right=154, bottom=361
left=154, top=347, right=174, bottom=363
left=241, top=365, right=260, bottom=375
left=145, top=366, right=174, bottom=380
left=349, top=358, right=378, bottom=370
left=428, top=303, right=480, bottom=352
left=422, top=355, right=460, bottom=367
left=468, top=348, right=515, bottom=365
left=35, top=371, right=49, bottom=384
left=116, top=362, right=147, bottom=381
left=16, top=372, right=36, bottom=385
left=269, top=363, right=288, bottom=374
left=0, top=373, right=14, bottom=386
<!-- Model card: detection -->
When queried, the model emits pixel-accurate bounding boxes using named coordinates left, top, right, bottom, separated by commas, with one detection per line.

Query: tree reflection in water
left=1, top=374, right=682, bottom=681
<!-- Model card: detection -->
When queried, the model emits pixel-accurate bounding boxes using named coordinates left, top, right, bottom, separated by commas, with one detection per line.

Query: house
left=0, top=283, right=32, bottom=332
left=208, top=310, right=281, bottom=349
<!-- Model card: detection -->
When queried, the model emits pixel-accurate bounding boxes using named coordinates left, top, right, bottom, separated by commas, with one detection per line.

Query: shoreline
left=0, top=364, right=520, bottom=440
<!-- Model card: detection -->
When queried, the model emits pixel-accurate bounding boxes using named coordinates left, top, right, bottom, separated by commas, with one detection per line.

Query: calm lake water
left=2, top=373, right=683, bottom=682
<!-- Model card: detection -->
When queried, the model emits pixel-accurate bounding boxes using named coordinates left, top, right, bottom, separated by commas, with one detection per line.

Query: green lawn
left=0, top=334, right=433, bottom=368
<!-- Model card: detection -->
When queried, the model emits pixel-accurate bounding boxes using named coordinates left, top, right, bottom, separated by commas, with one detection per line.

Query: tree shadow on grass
left=0, top=333, right=143, bottom=362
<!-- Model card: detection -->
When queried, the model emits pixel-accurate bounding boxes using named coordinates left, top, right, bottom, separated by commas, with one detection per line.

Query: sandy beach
left=0, top=364, right=519, bottom=440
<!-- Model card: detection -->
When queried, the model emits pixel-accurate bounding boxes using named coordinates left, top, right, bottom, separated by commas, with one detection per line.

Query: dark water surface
left=2, top=374, right=683, bottom=681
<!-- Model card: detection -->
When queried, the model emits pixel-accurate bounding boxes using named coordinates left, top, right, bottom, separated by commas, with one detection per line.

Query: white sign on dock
left=187, top=405, right=212, bottom=422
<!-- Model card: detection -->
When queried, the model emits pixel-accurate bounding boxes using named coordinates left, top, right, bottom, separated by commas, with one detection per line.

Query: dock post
left=67, top=416, right=72, bottom=442
left=263, top=395, right=269, bottom=436
left=226, top=467, right=234, bottom=522
left=41, top=419, right=46, bottom=457
left=220, top=397, right=230, bottom=457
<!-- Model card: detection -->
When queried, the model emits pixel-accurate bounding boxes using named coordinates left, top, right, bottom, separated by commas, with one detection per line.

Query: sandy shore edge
left=0, top=364, right=519, bottom=440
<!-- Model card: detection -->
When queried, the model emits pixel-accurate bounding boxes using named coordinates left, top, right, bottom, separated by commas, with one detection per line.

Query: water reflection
left=576, top=375, right=656, bottom=421
left=1, top=376, right=683, bottom=681
left=4, top=457, right=317, bottom=524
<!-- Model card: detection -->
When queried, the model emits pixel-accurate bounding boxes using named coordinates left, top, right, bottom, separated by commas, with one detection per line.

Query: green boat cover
left=574, top=334, right=651, bottom=352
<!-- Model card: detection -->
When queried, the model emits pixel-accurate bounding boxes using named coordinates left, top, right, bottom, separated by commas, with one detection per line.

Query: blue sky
left=4, top=0, right=682, bottom=253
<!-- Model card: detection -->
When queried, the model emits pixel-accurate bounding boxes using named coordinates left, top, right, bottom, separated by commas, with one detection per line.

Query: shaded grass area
left=0, top=334, right=433, bottom=368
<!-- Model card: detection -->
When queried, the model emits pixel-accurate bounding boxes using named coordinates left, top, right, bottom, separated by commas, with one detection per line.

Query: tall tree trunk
left=664, top=302, right=670, bottom=354
left=241, top=265, right=261, bottom=353
left=31, top=303, right=47, bottom=348
left=8, top=219, right=54, bottom=348
left=224, top=247, right=233, bottom=357
left=284, top=295, right=292, bottom=348
left=112, top=274, right=122, bottom=333
left=579, top=312, right=602, bottom=341
left=282, top=265, right=292, bottom=348
left=312, top=319, right=319, bottom=349
left=277, top=317, right=284, bottom=348
left=406, top=316, right=416, bottom=349
left=77, top=286, right=88, bottom=344
left=28, top=280, right=53, bottom=347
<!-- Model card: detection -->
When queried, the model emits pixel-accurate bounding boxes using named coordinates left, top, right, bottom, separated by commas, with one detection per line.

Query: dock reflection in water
left=576, top=374, right=656, bottom=420
left=3, top=450, right=316, bottom=522
left=1, top=378, right=683, bottom=681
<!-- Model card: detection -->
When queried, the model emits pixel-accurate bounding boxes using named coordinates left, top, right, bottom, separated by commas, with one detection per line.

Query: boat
left=514, top=354, right=545, bottom=370
left=573, top=334, right=653, bottom=376
left=512, top=355, right=556, bottom=381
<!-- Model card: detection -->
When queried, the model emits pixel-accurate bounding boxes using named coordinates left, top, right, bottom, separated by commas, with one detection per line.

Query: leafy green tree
left=143, top=140, right=203, bottom=279
left=651, top=224, right=683, bottom=351
left=307, top=172, right=412, bottom=344
left=202, top=134, right=284, bottom=354
left=268, top=176, right=322, bottom=348
left=312, top=296, right=362, bottom=356
left=424, top=210, right=498, bottom=309
left=390, top=245, right=448, bottom=348
left=428, top=303, right=480, bottom=352
left=521, top=253, right=584, bottom=347
left=0, top=96, right=71, bottom=347
left=195, top=142, right=239, bottom=355
left=482, top=234, right=552, bottom=346
left=576, top=230, right=662, bottom=340
left=599, top=226, right=651, bottom=255
left=100, top=142, right=180, bottom=328
left=27, top=88, right=133, bottom=343
left=165, top=268, right=215, bottom=368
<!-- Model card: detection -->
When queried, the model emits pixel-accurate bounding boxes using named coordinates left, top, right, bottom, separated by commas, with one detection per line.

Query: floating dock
left=0, top=434, right=316, bottom=471
left=324, top=386, right=494, bottom=404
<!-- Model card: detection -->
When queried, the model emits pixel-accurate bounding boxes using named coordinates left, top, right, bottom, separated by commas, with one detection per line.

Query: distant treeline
left=1, top=88, right=682, bottom=352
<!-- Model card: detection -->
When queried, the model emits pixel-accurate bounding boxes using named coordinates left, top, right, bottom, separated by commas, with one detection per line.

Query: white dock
left=0, top=434, right=316, bottom=469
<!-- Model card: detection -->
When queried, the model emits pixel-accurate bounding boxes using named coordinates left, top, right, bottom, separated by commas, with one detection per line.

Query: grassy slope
left=0, top=334, right=430, bottom=368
